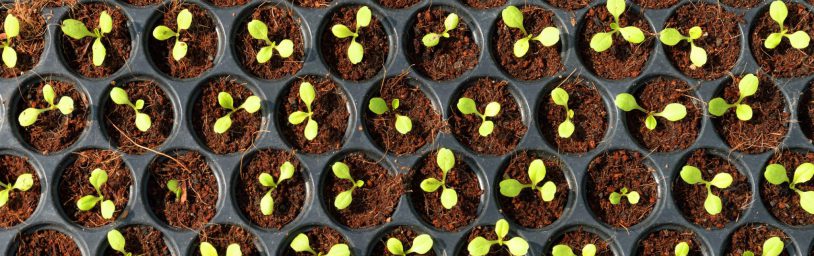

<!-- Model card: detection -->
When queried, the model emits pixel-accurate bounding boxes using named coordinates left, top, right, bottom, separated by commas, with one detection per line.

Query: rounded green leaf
left=440, top=188, right=457, bottom=209
left=325, top=244, right=350, bottom=256
left=167, top=179, right=180, bottom=196
left=704, top=193, right=722, bottom=215
left=422, top=33, right=441, bottom=47
left=304, top=118, right=318, bottom=140
left=331, top=24, right=355, bottom=39
left=674, top=242, right=690, bottom=256
left=368, top=97, right=389, bottom=115
left=765, top=164, right=790, bottom=185
left=528, top=159, right=546, bottom=185
left=690, top=44, right=707, bottom=67
left=537, top=27, right=561, bottom=47
left=287, top=111, right=309, bottom=125
left=688, top=26, right=703, bottom=40
left=551, top=88, right=569, bottom=106
left=107, top=229, right=126, bottom=253
left=484, top=102, right=500, bottom=117
left=710, top=173, right=733, bottom=189
left=101, top=199, right=115, bottom=219
left=386, top=238, right=404, bottom=255
left=89, top=41, right=104, bottom=66
left=657, top=103, right=687, bottom=121
left=499, top=179, right=523, bottom=197
left=260, top=192, right=274, bottom=215
left=110, top=87, right=130, bottom=105
left=644, top=115, right=657, bottom=130
left=558, top=119, right=575, bottom=138
left=61, top=19, right=94, bottom=39
left=738, top=74, right=759, bottom=98
left=5, top=14, right=19, bottom=38
left=218, top=92, right=234, bottom=109
left=177, top=9, right=193, bottom=30
left=18, top=108, right=40, bottom=127
left=135, top=113, right=152, bottom=132
left=793, top=163, right=814, bottom=184
left=152, top=26, right=176, bottom=40
left=2, top=46, right=17, bottom=68
left=90, top=168, right=108, bottom=189
left=609, top=192, right=622, bottom=204
left=762, top=236, right=784, bottom=256
left=276, top=39, right=295, bottom=58
left=627, top=191, right=641, bottom=204
left=495, top=219, right=509, bottom=239
left=57, top=96, right=75, bottom=115
left=619, top=26, right=645, bottom=44
left=334, top=190, right=353, bottom=210
left=213, top=115, right=232, bottom=134
left=788, top=30, right=811, bottom=49
left=356, top=6, right=372, bottom=28
left=743, top=251, right=755, bottom=256
left=226, top=244, right=242, bottom=256
left=478, top=120, right=494, bottom=137
left=99, top=11, right=112, bottom=34
left=348, top=40, right=364, bottom=64
left=408, top=234, right=433, bottom=254
left=0, top=190, right=8, bottom=207
left=735, top=104, right=753, bottom=121
left=200, top=242, right=218, bottom=256
left=680, top=165, right=704, bottom=185
left=456, top=97, right=478, bottom=115
left=444, top=13, right=459, bottom=31
left=247, top=20, right=269, bottom=41
left=798, top=190, right=814, bottom=214
left=332, top=162, right=352, bottom=179
left=552, top=245, right=574, bottom=256
left=420, top=178, right=442, bottom=193
left=258, top=173, right=275, bottom=187
left=764, top=32, right=784, bottom=49
left=513, top=37, right=530, bottom=58
left=436, top=148, right=455, bottom=173
left=769, top=1, right=788, bottom=25
left=590, top=32, right=614, bottom=52
left=392, top=99, right=400, bottom=110
left=501, top=6, right=525, bottom=33
left=134, top=100, right=145, bottom=110
left=279, top=161, right=296, bottom=182
left=614, top=93, right=641, bottom=112
left=659, top=28, right=683, bottom=46
left=707, top=98, right=731, bottom=116
left=256, top=46, right=275, bottom=63
left=299, top=82, right=316, bottom=107
left=395, top=115, right=412, bottom=134
left=240, top=96, right=262, bottom=113
left=43, top=84, right=56, bottom=104
left=583, top=244, right=597, bottom=256
left=540, top=181, right=557, bottom=202
left=505, top=237, right=529, bottom=256
left=606, top=0, right=626, bottom=19
left=172, top=41, right=188, bottom=61
left=77, top=195, right=101, bottom=211
left=290, top=234, right=312, bottom=253
left=13, top=173, right=33, bottom=191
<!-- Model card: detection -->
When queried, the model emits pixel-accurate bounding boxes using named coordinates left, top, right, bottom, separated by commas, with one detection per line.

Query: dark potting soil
left=288, top=0, right=332, bottom=8
left=627, top=77, right=700, bottom=152
left=371, top=226, right=437, bottom=256
left=195, top=224, right=260, bottom=256
left=407, top=7, right=479, bottom=81
left=545, top=0, right=590, bottom=10
left=579, top=6, right=654, bottom=80
left=725, top=224, right=790, bottom=256
left=494, top=5, right=562, bottom=81
left=461, top=0, right=506, bottom=9
left=636, top=229, right=702, bottom=256
left=320, top=5, right=388, bottom=81
left=324, top=152, right=402, bottom=228
left=801, top=82, right=814, bottom=141
left=673, top=150, right=751, bottom=229
left=103, top=80, right=174, bottom=155
left=548, top=229, right=612, bottom=256
left=284, top=226, right=347, bottom=255
left=712, top=74, right=788, bottom=154
left=60, top=3, right=131, bottom=78
left=15, top=229, right=81, bottom=256
left=147, top=150, right=218, bottom=230
left=36, top=0, right=78, bottom=8
left=58, top=149, right=132, bottom=228
left=751, top=3, right=814, bottom=78
left=632, top=0, right=678, bottom=9
left=147, top=2, right=217, bottom=79
left=458, top=226, right=516, bottom=256
left=192, top=77, right=262, bottom=155
left=760, top=150, right=814, bottom=226
left=102, top=225, right=170, bottom=256
left=235, top=5, right=304, bottom=80
left=0, top=4, right=45, bottom=78
left=17, top=80, right=88, bottom=154
left=206, top=0, right=250, bottom=7
left=538, top=78, right=608, bottom=154
left=450, top=77, right=526, bottom=155
left=0, top=155, right=39, bottom=228
left=663, top=3, right=742, bottom=80
left=364, top=75, right=442, bottom=155
left=119, top=0, right=162, bottom=6
left=409, top=149, right=482, bottom=232
left=279, top=76, right=349, bottom=154
left=235, top=149, right=306, bottom=229
left=497, top=151, right=568, bottom=229
left=376, top=0, right=421, bottom=9
left=585, top=150, right=657, bottom=228
left=721, top=0, right=762, bottom=8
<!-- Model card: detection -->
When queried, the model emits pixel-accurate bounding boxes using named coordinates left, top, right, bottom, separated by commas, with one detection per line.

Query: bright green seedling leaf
left=0, top=173, right=33, bottom=208
left=213, top=92, right=261, bottom=134
left=1, top=14, right=20, bottom=68
left=332, top=161, right=364, bottom=210
left=590, top=0, right=646, bottom=52
left=332, top=6, right=372, bottom=64
left=674, top=242, right=690, bottom=256
left=200, top=242, right=243, bottom=256
left=763, top=162, right=814, bottom=214
left=167, top=179, right=182, bottom=202
left=290, top=233, right=350, bottom=256
left=708, top=74, right=758, bottom=121
left=422, top=13, right=459, bottom=47
left=107, top=229, right=130, bottom=256
left=615, top=93, right=686, bottom=130
left=499, top=159, right=559, bottom=202
left=501, top=6, right=560, bottom=57
left=457, top=97, right=500, bottom=136
left=680, top=165, right=733, bottom=215
left=467, top=219, right=529, bottom=256
left=75, top=169, right=116, bottom=219
left=153, top=9, right=193, bottom=61
left=762, top=236, right=784, bottom=256
left=368, top=97, right=413, bottom=134
left=110, top=87, right=152, bottom=132
left=609, top=187, right=639, bottom=205
left=421, top=148, right=461, bottom=209
left=248, top=19, right=295, bottom=63
left=386, top=234, right=433, bottom=255
left=257, top=161, right=295, bottom=216
left=551, top=87, right=575, bottom=138
left=288, top=82, right=321, bottom=140
left=61, top=11, right=113, bottom=66
left=552, top=244, right=597, bottom=256
left=18, top=84, right=75, bottom=127
left=764, top=1, right=810, bottom=50
left=659, top=26, right=708, bottom=67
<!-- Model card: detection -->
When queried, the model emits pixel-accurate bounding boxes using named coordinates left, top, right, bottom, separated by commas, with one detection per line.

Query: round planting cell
left=0, top=154, right=40, bottom=228
left=235, top=148, right=307, bottom=229
left=405, top=6, right=480, bottom=81
left=585, top=150, right=659, bottom=229
left=234, top=4, right=305, bottom=80
left=58, top=2, right=132, bottom=78
left=322, top=152, right=401, bottom=229
left=625, top=76, right=701, bottom=152
left=191, top=76, right=263, bottom=155
left=146, top=150, right=218, bottom=230
left=450, top=77, right=526, bottom=155
left=278, top=75, right=350, bottom=154
left=100, top=224, right=170, bottom=255
left=146, top=1, right=219, bottom=79
left=14, top=78, right=89, bottom=154
left=578, top=4, right=654, bottom=80
left=57, top=149, right=132, bottom=228
left=320, top=5, right=390, bottom=81
left=538, top=77, right=608, bottom=154
left=496, top=150, right=570, bottom=229
left=101, top=79, right=175, bottom=154
left=493, top=4, right=563, bottom=81
left=0, top=4, right=45, bottom=78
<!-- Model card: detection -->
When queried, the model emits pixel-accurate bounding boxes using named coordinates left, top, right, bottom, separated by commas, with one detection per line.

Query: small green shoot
left=708, top=74, right=758, bottom=121
left=107, top=229, right=132, bottom=256
left=551, top=243, right=597, bottom=256
left=288, top=82, right=319, bottom=140
left=76, top=168, right=116, bottom=219
left=167, top=179, right=182, bottom=202
left=290, top=233, right=350, bottom=256
left=200, top=242, right=242, bottom=256
left=61, top=11, right=113, bottom=66
left=764, top=1, right=810, bottom=50
left=332, top=161, right=364, bottom=210
left=615, top=93, right=687, bottom=130
left=386, top=234, right=433, bottom=256
left=609, top=187, right=640, bottom=205
left=213, top=91, right=261, bottom=134
left=331, top=6, right=372, bottom=64
left=680, top=165, right=733, bottom=215
left=764, top=162, right=814, bottom=214
left=467, top=219, right=529, bottom=256
left=247, top=20, right=294, bottom=63
left=501, top=6, right=560, bottom=57
left=0, top=173, right=33, bottom=208
left=420, top=148, right=458, bottom=209
left=457, top=97, right=500, bottom=137
left=258, top=161, right=295, bottom=215
left=152, top=9, right=192, bottom=61
left=110, top=87, right=151, bottom=132
left=590, top=0, right=645, bottom=52
left=422, top=13, right=459, bottom=48
left=660, top=26, right=707, bottom=68
left=18, top=84, right=76, bottom=127
left=1, top=14, right=20, bottom=68
left=499, top=159, right=557, bottom=202
left=742, top=237, right=784, bottom=256
left=674, top=242, right=690, bottom=256
left=551, top=87, right=575, bottom=138
left=369, top=97, right=412, bottom=134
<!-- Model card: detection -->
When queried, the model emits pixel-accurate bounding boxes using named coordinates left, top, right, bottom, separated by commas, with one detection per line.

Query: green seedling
left=615, top=93, right=687, bottom=130
left=420, top=148, right=459, bottom=209
left=551, top=87, right=575, bottom=138
left=1, top=14, right=20, bottom=68
left=501, top=6, right=560, bottom=57
left=213, top=91, right=261, bottom=134
left=590, top=0, right=646, bottom=52
left=0, top=173, right=33, bottom=208
left=167, top=179, right=183, bottom=202
left=742, top=237, right=784, bottom=256
left=609, top=187, right=640, bottom=205
left=61, top=11, right=113, bottom=66
left=499, top=159, right=557, bottom=202
left=457, top=97, right=500, bottom=137
left=674, top=242, right=690, bottom=256
left=386, top=234, right=433, bottom=256
left=332, top=161, right=364, bottom=210
left=290, top=233, right=350, bottom=256
left=258, top=161, right=295, bottom=216
left=331, top=6, right=372, bottom=64
left=200, top=242, right=242, bottom=256
left=764, top=162, right=814, bottom=214
left=467, top=219, right=529, bottom=256
left=107, top=229, right=133, bottom=256
left=18, top=84, right=75, bottom=127
left=551, top=243, right=597, bottom=256
left=680, top=165, right=733, bottom=215
left=247, top=19, right=294, bottom=63
left=76, top=168, right=116, bottom=219
left=152, top=9, right=192, bottom=61
left=288, top=82, right=319, bottom=140
left=110, top=87, right=152, bottom=132
left=764, top=1, right=810, bottom=49
left=369, top=97, right=412, bottom=134
left=708, top=74, right=758, bottom=121
left=422, top=13, right=459, bottom=47
left=660, top=26, right=707, bottom=68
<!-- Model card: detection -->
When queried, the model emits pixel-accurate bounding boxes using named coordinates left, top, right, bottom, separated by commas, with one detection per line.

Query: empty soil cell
left=626, top=77, right=701, bottom=152
left=235, top=149, right=306, bottom=229
left=0, top=155, right=40, bottom=228
left=801, top=82, right=814, bottom=141
left=538, top=78, right=608, bottom=154
left=632, top=0, right=678, bottom=9
left=406, top=7, right=479, bottom=81
left=146, top=150, right=218, bottom=230
left=16, top=80, right=88, bottom=154
left=461, top=0, right=506, bottom=9
left=673, top=149, right=751, bottom=229
left=711, top=74, right=788, bottom=154
left=194, top=224, right=260, bottom=256
left=376, top=0, right=420, bottom=9
left=14, top=229, right=81, bottom=256
left=458, top=225, right=522, bottom=256
left=102, top=80, right=174, bottom=154
left=320, top=5, right=389, bottom=81
left=545, top=0, right=590, bottom=10
left=636, top=229, right=702, bottom=256
left=364, top=75, right=442, bottom=155
left=283, top=226, right=347, bottom=255
left=289, top=0, right=332, bottom=8
left=279, top=76, right=349, bottom=154
left=59, top=3, right=131, bottom=78
left=147, top=2, right=217, bottom=79
left=235, top=5, right=304, bottom=80
left=726, top=224, right=791, bottom=256
left=663, top=3, right=742, bottom=80
left=102, top=225, right=170, bottom=255
left=409, top=149, right=482, bottom=231
left=119, top=0, right=162, bottom=6
left=58, top=149, right=132, bottom=228
left=760, top=150, right=814, bottom=226
left=497, top=151, right=569, bottom=229
left=206, top=0, right=250, bottom=7
left=450, top=77, right=526, bottom=155
left=191, top=77, right=263, bottom=155
left=324, top=152, right=402, bottom=228
left=751, top=3, right=814, bottom=78
left=0, top=4, right=45, bottom=78
left=547, top=229, right=612, bottom=256
left=579, top=5, right=654, bottom=80
left=371, top=226, right=437, bottom=256
left=585, top=150, right=658, bottom=228
left=722, top=0, right=762, bottom=8
left=494, top=5, right=562, bottom=81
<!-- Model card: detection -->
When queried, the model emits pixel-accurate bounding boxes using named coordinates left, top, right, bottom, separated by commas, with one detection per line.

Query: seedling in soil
left=457, top=97, right=500, bottom=137
left=590, top=0, right=646, bottom=52
left=213, top=91, right=261, bottom=134
left=501, top=6, right=560, bottom=57
left=742, top=236, right=784, bottom=256
left=369, top=97, right=412, bottom=134
left=764, top=1, right=810, bottom=50
left=499, top=159, right=557, bottom=201
left=290, top=233, right=350, bottom=256
left=0, top=173, right=33, bottom=207
left=708, top=74, right=758, bottom=121
left=674, top=242, right=690, bottom=256
left=247, top=20, right=294, bottom=63
left=110, top=87, right=152, bottom=132
left=551, top=243, right=597, bottom=256
left=167, top=179, right=183, bottom=202
left=18, top=84, right=75, bottom=127
left=258, top=161, right=295, bottom=215
left=764, top=162, right=814, bottom=214
left=200, top=242, right=242, bottom=256
left=332, top=161, right=364, bottom=210
left=288, top=82, right=319, bottom=140
left=551, top=87, right=575, bottom=138
left=331, top=6, right=372, bottom=64
left=107, top=229, right=133, bottom=256
left=422, top=13, right=459, bottom=48
left=467, top=219, right=529, bottom=256
left=615, top=93, right=687, bottom=130
left=660, top=26, right=708, bottom=68
left=61, top=11, right=113, bottom=66
left=680, top=165, right=733, bottom=215
left=1, top=14, right=20, bottom=68
left=609, top=187, right=640, bottom=205
left=76, top=168, right=116, bottom=219
left=420, top=148, right=459, bottom=209
left=152, top=9, right=192, bottom=61
left=386, top=234, right=434, bottom=255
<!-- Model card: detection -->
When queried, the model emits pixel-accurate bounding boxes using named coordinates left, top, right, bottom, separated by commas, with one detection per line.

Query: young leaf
left=408, top=234, right=433, bottom=254
left=386, top=238, right=404, bottom=255
left=707, top=98, right=730, bottom=117
left=659, top=28, right=683, bottom=46
left=99, top=11, right=112, bottom=34
left=739, top=74, right=759, bottom=98
left=436, top=148, right=455, bottom=173
left=674, top=242, right=690, bottom=256
left=537, top=27, right=561, bottom=47
left=551, top=88, right=569, bottom=106
left=552, top=245, right=573, bottom=256
left=444, top=13, right=459, bottom=32
left=213, top=116, right=232, bottom=134
left=540, top=181, right=557, bottom=202
left=153, top=26, right=176, bottom=40
left=260, top=192, right=273, bottom=215
left=0, top=190, right=8, bottom=208
left=606, top=0, right=626, bottom=19
left=590, top=32, right=613, bottom=52
left=135, top=113, right=152, bottom=132
left=110, top=87, right=130, bottom=105
left=793, top=163, right=814, bottom=184
left=769, top=1, right=788, bottom=26
left=334, top=190, right=353, bottom=210
left=3, top=46, right=17, bottom=68
left=420, top=178, right=442, bottom=192
left=77, top=195, right=101, bottom=211
left=5, top=14, right=19, bottom=38
left=764, top=164, right=789, bottom=185
left=200, top=242, right=218, bottom=256
left=107, top=229, right=126, bottom=253
left=499, top=179, right=523, bottom=197
left=90, top=168, right=108, bottom=190
left=304, top=119, right=318, bottom=140
left=501, top=6, right=525, bottom=34
left=57, top=96, right=75, bottom=115
left=798, top=191, right=814, bottom=214
left=583, top=244, right=597, bottom=256
left=395, top=115, right=412, bottom=134
left=788, top=31, right=811, bottom=49
left=479, top=120, right=494, bottom=136
left=440, top=187, right=457, bottom=209
left=61, top=19, right=94, bottom=39
left=504, top=237, right=529, bottom=256
left=528, top=159, right=546, bottom=185
left=614, top=93, right=641, bottom=112
left=709, top=173, right=733, bottom=188
left=689, top=44, right=707, bottom=67
left=619, top=26, right=645, bottom=43
left=704, top=193, right=722, bottom=215
left=173, top=41, right=188, bottom=61
left=218, top=92, right=235, bottom=110
left=513, top=38, right=530, bottom=57
left=325, top=244, right=350, bottom=256
left=177, top=9, right=193, bottom=31
left=457, top=98, right=478, bottom=115
left=279, top=161, right=296, bottom=182
left=101, top=199, right=115, bottom=219
left=276, top=39, right=295, bottom=58
left=240, top=96, right=262, bottom=114
left=18, top=108, right=40, bottom=127
left=300, top=82, right=316, bottom=108
left=368, top=97, right=388, bottom=115
left=609, top=192, right=622, bottom=205
left=332, top=162, right=351, bottom=180
left=735, top=104, right=752, bottom=121
left=226, top=244, right=242, bottom=256
left=356, top=6, right=372, bottom=28
left=247, top=20, right=268, bottom=41
left=331, top=25, right=355, bottom=38
left=558, top=119, right=575, bottom=138
left=656, top=103, right=687, bottom=121
left=348, top=40, right=364, bottom=64
left=762, top=237, right=784, bottom=256
left=680, top=166, right=704, bottom=185
left=483, top=102, right=500, bottom=117
left=290, top=234, right=313, bottom=253
left=13, top=174, right=34, bottom=191
left=467, top=237, right=493, bottom=256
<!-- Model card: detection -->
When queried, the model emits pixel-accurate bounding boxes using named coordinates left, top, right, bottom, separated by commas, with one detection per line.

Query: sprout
left=743, top=237, right=784, bottom=256
left=110, top=87, right=152, bottom=132
left=499, top=159, right=557, bottom=202
left=590, top=0, right=645, bottom=52
left=247, top=20, right=294, bottom=63
left=764, top=1, right=810, bottom=50
left=764, top=162, right=814, bottom=214
left=368, top=97, right=412, bottom=134
left=674, top=242, right=690, bottom=256
left=552, top=243, right=597, bottom=256
left=422, top=13, right=459, bottom=48
left=708, top=74, right=758, bottom=121
left=331, top=161, right=364, bottom=210
left=290, top=233, right=350, bottom=256
left=331, top=6, right=372, bottom=64
left=609, top=187, right=640, bottom=205
left=200, top=242, right=242, bottom=256
left=18, top=84, right=75, bottom=127
left=501, top=6, right=560, bottom=57
left=1, top=14, right=20, bottom=68
left=386, top=234, right=434, bottom=256
left=61, top=11, right=113, bottom=66
left=152, top=9, right=193, bottom=61
left=213, top=91, right=261, bottom=134
left=457, top=97, right=500, bottom=137
left=615, top=93, right=687, bottom=130
left=0, top=173, right=33, bottom=208
left=167, top=179, right=182, bottom=202
left=287, top=82, right=319, bottom=140
left=258, top=161, right=295, bottom=215
left=76, top=168, right=116, bottom=219
left=107, top=229, right=133, bottom=256
left=660, top=26, right=707, bottom=68
left=680, top=165, right=733, bottom=215
left=467, top=219, right=529, bottom=256
left=420, top=148, right=458, bottom=209
left=551, top=87, right=575, bottom=138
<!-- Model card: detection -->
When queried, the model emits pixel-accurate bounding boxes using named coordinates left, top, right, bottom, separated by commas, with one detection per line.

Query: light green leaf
left=325, top=244, right=350, bottom=256
left=57, top=96, right=75, bottom=115
left=334, top=190, right=353, bottom=210
left=744, top=251, right=755, bottom=256
left=218, top=92, right=234, bottom=109
left=2, top=45, right=17, bottom=68
left=279, top=161, right=295, bottom=182
left=422, top=33, right=441, bottom=47
left=5, top=14, right=19, bottom=38
left=135, top=113, right=151, bottom=132
left=551, top=88, right=569, bottom=106
left=408, top=234, right=433, bottom=254
left=479, top=120, right=494, bottom=137
left=680, top=165, right=704, bottom=185
left=395, top=115, right=412, bottom=134
left=0, top=190, right=8, bottom=207
left=332, top=162, right=352, bottom=180
left=505, top=237, right=529, bottom=256
left=247, top=20, right=269, bottom=41
left=674, top=242, right=690, bottom=256
left=18, top=108, right=40, bottom=127
left=769, top=1, right=788, bottom=26
left=61, top=19, right=94, bottom=39
left=606, top=0, right=626, bottom=19
left=287, top=112, right=308, bottom=125
left=513, top=37, right=530, bottom=58
left=735, top=104, right=753, bottom=121
left=177, top=9, right=192, bottom=30
left=420, top=178, right=442, bottom=192
left=167, top=179, right=181, bottom=199
left=90, top=168, right=108, bottom=190
left=704, top=193, right=722, bottom=215
left=300, top=82, right=316, bottom=107
left=552, top=245, right=574, bottom=256
left=368, top=97, right=388, bottom=115
left=12, top=174, right=33, bottom=191
left=356, top=6, right=372, bottom=28
left=200, top=242, right=218, bottom=256
left=501, top=6, right=525, bottom=34
left=440, top=188, right=457, bottom=209
left=101, top=199, right=115, bottom=219
left=261, top=192, right=274, bottom=215
left=614, top=93, right=641, bottom=112
left=290, top=234, right=312, bottom=253
left=304, top=119, right=318, bottom=140
left=43, top=84, right=56, bottom=105
left=444, top=13, right=459, bottom=31
left=627, top=191, right=641, bottom=204
left=762, top=236, right=784, bottom=256
left=386, top=238, right=404, bottom=255
left=110, top=87, right=130, bottom=105
left=536, top=27, right=561, bottom=47
left=619, top=26, right=645, bottom=44
left=788, top=30, right=811, bottom=49
left=710, top=173, right=734, bottom=189
left=348, top=40, right=364, bottom=64
left=172, top=41, right=188, bottom=61
left=528, top=159, right=546, bottom=185
left=276, top=39, right=295, bottom=58
left=590, top=32, right=614, bottom=52
left=499, top=179, right=523, bottom=197
left=214, top=115, right=232, bottom=134
left=256, top=46, right=275, bottom=63
left=152, top=26, right=176, bottom=40
left=484, top=102, right=500, bottom=117
left=765, top=32, right=784, bottom=49
left=457, top=97, right=478, bottom=115
left=134, top=99, right=144, bottom=110
left=645, top=115, right=657, bottom=130
left=794, top=163, right=814, bottom=184
left=331, top=24, right=355, bottom=38
left=558, top=119, right=575, bottom=138
left=798, top=190, right=814, bottom=214
left=468, top=237, right=493, bottom=256
left=107, top=229, right=126, bottom=253
left=765, top=164, right=789, bottom=185
left=540, top=181, right=557, bottom=202
left=690, top=44, right=707, bottom=67
left=657, top=103, right=687, bottom=121
left=226, top=244, right=242, bottom=256
left=436, top=148, right=455, bottom=173
left=739, top=74, right=759, bottom=98
left=708, top=98, right=731, bottom=117
left=240, top=96, right=262, bottom=114
left=583, top=244, right=597, bottom=256
left=258, top=173, right=275, bottom=187
left=77, top=195, right=101, bottom=211
left=99, top=11, right=112, bottom=34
